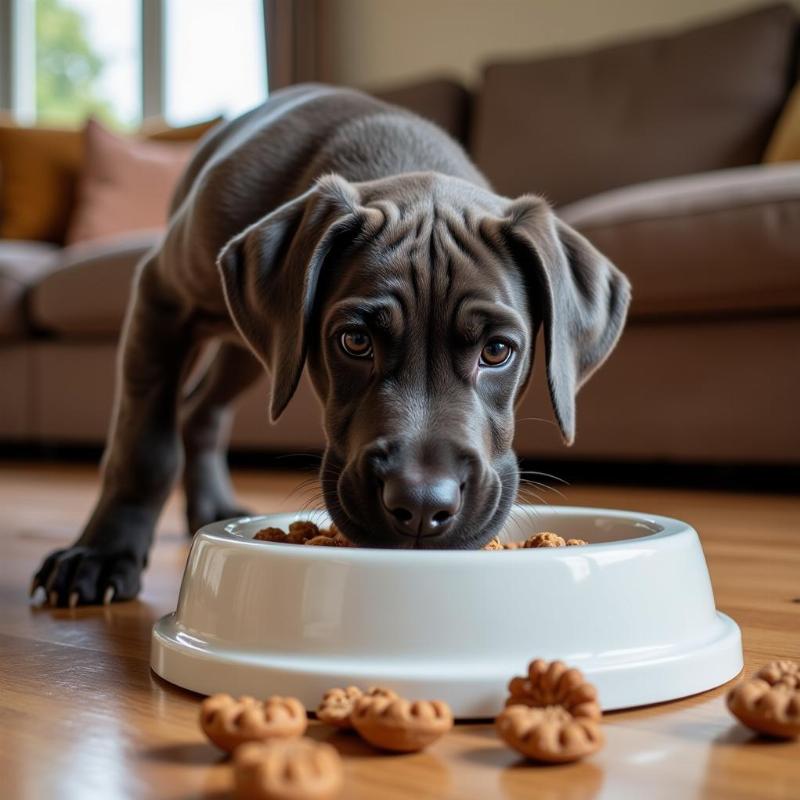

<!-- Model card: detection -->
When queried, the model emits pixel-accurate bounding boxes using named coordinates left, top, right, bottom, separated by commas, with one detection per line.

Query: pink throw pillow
left=67, top=118, right=193, bottom=245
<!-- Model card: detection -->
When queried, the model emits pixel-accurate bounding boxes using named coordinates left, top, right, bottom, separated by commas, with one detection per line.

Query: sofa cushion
left=372, top=77, right=471, bottom=145
left=29, top=231, right=161, bottom=336
left=0, top=241, right=60, bottom=338
left=560, top=163, right=800, bottom=317
left=66, top=119, right=193, bottom=245
left=515, top=315, right=800, bottom=463
left=472, top=3, right=799, bottom=205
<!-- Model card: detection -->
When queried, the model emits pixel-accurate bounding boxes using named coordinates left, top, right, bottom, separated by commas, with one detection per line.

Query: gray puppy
left=33, top=84, right=630, bottom=607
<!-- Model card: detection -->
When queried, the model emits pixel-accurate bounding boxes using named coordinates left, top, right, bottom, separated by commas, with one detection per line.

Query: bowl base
left=151, top=611, right=742, bottom=717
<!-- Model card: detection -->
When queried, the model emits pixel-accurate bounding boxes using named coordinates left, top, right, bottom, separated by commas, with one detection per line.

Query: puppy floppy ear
left=494, top=195, right=631, bottom=445
left=218, top=175, right=380, bottom=421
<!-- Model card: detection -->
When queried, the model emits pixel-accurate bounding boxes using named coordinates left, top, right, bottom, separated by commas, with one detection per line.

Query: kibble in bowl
left=253, top=522, right=588, bottom=550
left=254, top=522, right=355, bottom=547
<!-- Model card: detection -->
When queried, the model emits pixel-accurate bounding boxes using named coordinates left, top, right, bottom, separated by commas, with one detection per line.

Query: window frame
left=0, top=0, right=269, bottom=124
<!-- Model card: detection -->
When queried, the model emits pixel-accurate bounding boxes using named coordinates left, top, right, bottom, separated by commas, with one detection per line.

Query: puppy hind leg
left=180, top=342, right=264, bottom=535
left=32, top=259, right=192, bottom=607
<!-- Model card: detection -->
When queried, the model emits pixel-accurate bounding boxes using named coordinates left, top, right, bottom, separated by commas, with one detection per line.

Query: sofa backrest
left=371, top=77, right=472, bottom=146
left=471, top=3, right=800, bottom=205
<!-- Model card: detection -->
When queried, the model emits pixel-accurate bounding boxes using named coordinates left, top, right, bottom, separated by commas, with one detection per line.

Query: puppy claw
left=31, top=586, right=46, bottom=606
left=49, top=591, right=58, bottom=607
left=103, top=586, right=115, bottom=605
left=68, top=592, right=79, bottom=610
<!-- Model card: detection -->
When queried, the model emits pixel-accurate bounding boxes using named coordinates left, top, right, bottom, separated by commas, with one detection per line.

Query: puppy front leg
left=180, top=342, right=262, bottom=534
left=32, top=259, right=192, bottom=607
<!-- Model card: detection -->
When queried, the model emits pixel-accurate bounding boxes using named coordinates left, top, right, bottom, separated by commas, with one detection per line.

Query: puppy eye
left=340, top=330, right=373, bottom=358
left=480, top=339, right=512, bottom=367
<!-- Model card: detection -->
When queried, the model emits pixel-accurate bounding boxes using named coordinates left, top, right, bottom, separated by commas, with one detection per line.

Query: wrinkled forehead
left=323, top=203, right=530, bottom=338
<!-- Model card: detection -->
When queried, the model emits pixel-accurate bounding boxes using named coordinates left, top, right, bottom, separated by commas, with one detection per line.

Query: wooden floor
left=1, top=461, right=798, bottom=800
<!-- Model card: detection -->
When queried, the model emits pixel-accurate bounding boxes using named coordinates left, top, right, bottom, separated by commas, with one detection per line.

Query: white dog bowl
left=151, top=506, right=742, bottom=717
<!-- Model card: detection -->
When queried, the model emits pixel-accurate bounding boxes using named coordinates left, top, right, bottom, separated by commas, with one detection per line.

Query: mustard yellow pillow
left=764, top=82, right=800, bottom=163
left=0, top=124, right=83, bottom=242
left=140, top=115, right=223, bottom=142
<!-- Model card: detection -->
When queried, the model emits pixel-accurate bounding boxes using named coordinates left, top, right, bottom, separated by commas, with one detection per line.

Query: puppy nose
left=381, top=475, right=461, bottom=537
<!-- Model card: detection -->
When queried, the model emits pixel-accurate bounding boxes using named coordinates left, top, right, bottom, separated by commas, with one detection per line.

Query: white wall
left=323, top=0, right=799, bottom=88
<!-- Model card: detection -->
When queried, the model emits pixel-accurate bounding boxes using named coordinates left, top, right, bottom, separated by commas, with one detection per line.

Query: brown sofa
left=1, top=3, right=799, bottom=464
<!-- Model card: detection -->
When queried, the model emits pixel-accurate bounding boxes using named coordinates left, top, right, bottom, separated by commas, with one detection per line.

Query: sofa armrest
left=0, top=241, right=61, bottom=338
left=29, top=230, right=162, bottom=336
left=560, top=163, right=800, bottom=317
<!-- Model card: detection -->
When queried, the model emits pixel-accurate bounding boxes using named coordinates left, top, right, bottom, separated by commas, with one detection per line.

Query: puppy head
left=218, top=173, right=630, bottom=549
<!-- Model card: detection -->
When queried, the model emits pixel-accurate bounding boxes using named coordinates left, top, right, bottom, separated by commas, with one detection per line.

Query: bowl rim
left=196, top=505, right=694, bottom=564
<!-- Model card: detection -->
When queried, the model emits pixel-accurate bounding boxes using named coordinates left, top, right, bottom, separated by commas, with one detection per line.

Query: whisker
left=514, top=416, right=558, bottom=429
left=516, top=504, right=544, bottom=528
left=506, top=509, right=529, bottom=543
left=281, top=482, right=323, bottom=506
left=281, top=476, right=340, bottom=506
left=518, top=478, right=567, bottom=501
left=297, top=496, right=326, bottom=521
left=513, top=487, right=546, bottom=519
left=275, top=452, right=324, bottom=462
left=517, top=484, right=551, bottom=504
left=517, top=469, right=570, bottom=486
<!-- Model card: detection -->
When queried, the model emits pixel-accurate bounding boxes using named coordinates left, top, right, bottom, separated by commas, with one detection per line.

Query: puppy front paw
left=31, top=545, right=144, bottom=608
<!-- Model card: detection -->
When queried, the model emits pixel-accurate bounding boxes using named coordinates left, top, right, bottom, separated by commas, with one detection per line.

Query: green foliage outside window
left=35, top=0, right=120, bottom=128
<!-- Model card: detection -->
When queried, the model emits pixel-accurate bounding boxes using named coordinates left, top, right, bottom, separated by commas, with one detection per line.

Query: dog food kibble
left=253, top=523, right=354, bottom=547
left=495, top=703, right=604, bottom=763
left=200, top=694, right=307, bottom=752
left=727, top=660, right=800, bottom=738
left=253, top=527, right=288, bottom=543
left=306, top=533, right=356, bottom=547
left=234, top=738, right=343, bottom=800
left=286, top=520, right=321, bottom=543
left=506, top=659, right=602, bottom=718
left=483, top=532, right=588, bottom=550
left=522, top=532, right=566, bottom=548
left=362, top=686, right=400, bottom=702
left=483, top=537, right=504, bottom=550
left=351, top=694, right=454, bottom=752
left=757, top=659, right=800, bottom=689
left=317, top=686, right=399, bottom=732
left=316, top=686, right=364, bottom=730
left=496, top=659, right=604, bottom=763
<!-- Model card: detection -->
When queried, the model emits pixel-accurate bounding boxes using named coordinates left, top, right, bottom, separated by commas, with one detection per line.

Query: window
left=35, top=0, right=141, bottom=128
left=165, top=0, right=267, bottom=126
left=2, top=0, right=268, bottom=128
